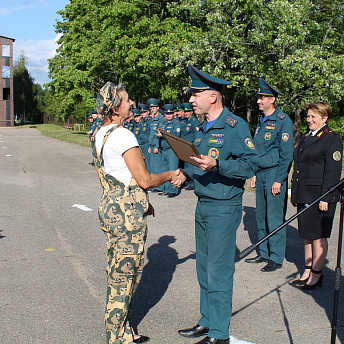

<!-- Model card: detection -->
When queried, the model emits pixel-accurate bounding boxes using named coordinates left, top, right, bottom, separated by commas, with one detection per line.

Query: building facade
left=0, top=36, right=15, bottom=127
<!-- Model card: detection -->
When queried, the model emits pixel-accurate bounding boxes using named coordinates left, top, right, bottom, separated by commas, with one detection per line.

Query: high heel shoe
left=290, top=265, right=311, bottom=286
left=301, top=269, right=323, bottom=290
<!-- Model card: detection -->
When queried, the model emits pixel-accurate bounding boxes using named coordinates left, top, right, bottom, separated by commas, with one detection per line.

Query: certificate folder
left=159, top=129, right=200, bottom=166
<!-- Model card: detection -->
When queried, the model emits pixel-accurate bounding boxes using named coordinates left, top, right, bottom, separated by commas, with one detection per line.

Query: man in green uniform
left=139, top=104, right=151, bottom=169
left=133, top=109, right=143, bottom=143
left=178, top=65, right=258, bottom=344
left=157, top=104, right=182, bottom=197
left=147, top=98, right=164, bottom=188
left=245, top=78, right=293, bottom=272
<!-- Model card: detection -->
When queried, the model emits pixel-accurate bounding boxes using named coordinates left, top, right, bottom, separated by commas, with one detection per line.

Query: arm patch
left=226, top=117, right=237, bottom=127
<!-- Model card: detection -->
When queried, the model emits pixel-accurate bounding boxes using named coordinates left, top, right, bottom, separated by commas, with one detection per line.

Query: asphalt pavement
left=0, top=128, right=343, bottom=344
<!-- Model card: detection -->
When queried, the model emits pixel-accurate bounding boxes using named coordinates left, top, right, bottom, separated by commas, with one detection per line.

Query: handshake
left=170, top=168, right=187, bottom=188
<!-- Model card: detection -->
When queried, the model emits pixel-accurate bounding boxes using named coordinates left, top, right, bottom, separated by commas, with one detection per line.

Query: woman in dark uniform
left=291, top=101, right=342, bottom=289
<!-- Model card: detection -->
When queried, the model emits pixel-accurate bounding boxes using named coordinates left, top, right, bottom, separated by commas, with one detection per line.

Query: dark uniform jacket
left=291, top=125, right=343, bottom=204
left=185, top=106, right=258, bottom=203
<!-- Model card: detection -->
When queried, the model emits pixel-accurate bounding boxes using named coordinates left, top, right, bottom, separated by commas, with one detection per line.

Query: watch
left=211, top=159, right=219, bottom=173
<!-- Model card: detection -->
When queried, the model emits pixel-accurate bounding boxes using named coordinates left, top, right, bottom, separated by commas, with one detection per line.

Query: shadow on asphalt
left=240, top=205, right=344, bottom=343
left=0, top=230, right=5, bottom=240
left=131, top=235, right=196, bottom=334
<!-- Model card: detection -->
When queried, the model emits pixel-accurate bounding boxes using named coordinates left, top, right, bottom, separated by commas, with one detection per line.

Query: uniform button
left=297, top=171, right=299, bottom=173
left=296, top=179, right=299, bottom=181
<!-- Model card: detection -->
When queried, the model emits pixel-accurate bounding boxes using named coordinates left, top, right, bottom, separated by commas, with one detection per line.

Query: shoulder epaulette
left=226, top=117, right=237, bottom=127
left=278, top=113, right=285, bottom=120
left=324, top=128, right=333, bottom=136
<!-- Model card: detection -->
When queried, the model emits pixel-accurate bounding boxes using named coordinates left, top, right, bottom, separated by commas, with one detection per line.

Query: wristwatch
left=211, top=159, right=219, bottom=173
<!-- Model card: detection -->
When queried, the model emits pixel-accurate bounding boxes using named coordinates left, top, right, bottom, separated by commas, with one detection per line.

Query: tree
left=48, top=0, right=200, bottom=118
left=13, top=51, right=44, bottom=123
left=168, top=0, right=344, bottom=143
left=48, top=0, right=344, bottom=145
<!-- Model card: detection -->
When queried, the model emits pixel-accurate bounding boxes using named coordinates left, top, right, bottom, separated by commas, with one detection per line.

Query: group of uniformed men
left=87, top=97, right=201, bottom=196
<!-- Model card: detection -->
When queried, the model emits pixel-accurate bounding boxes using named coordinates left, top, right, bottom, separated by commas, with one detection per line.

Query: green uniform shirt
left=253, top=107, right=293, bottom=183
left=186, top=106, right=258, bottom=203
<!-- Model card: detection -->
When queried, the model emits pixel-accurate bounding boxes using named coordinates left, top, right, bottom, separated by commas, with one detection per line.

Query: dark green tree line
left=48, top=0, right=344, bottom=141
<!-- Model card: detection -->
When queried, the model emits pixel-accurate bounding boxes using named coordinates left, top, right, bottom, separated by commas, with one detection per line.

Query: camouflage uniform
left=92, top=125, right=149, bottom=344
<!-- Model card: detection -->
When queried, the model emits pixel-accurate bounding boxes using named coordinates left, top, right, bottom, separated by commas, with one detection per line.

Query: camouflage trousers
left=98, top=178, right=149, bottom=344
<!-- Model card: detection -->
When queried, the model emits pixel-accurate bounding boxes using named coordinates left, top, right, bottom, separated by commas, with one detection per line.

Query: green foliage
left=13, top=51, right=45, bottom=123
left=47, top=0, right=344, bottom=144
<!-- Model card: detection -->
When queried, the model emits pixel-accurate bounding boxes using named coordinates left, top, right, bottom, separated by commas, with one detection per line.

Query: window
left=2, top=66, right=10, bottom=78
left=3, top=88, right=10, bottom=100
left=2, top=44, right=10, bottom=57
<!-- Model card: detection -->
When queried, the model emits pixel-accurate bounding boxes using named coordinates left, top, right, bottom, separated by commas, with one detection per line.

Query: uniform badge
left=226, top=117, right=237, bottom=127
left=264, top=132, right=272, bottom=140
left=333, top=151, right=342, bottom=161
left=194, top=138, right=202, bottom=143
left=245, top=138, right=255, bottom=149
left=186, top=127, right=190, bottom=131
left=208, top=148, right=219, bottom=159
left=282, top=133, right=289, bottom=142
left=176, top=128, right=181, bottom=132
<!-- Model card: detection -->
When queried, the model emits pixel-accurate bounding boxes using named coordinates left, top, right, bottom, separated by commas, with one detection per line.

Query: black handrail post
left=330, top=189, right=344, bottom=344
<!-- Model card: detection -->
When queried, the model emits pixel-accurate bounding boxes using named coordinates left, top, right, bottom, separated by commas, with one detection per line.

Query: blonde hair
left=305, top=101, right=332, bottom=122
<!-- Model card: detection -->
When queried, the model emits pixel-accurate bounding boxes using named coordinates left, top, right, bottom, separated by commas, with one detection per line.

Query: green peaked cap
left=187, top=64, right=232, bottom=93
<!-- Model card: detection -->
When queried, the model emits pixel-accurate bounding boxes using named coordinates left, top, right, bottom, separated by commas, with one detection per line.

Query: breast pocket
left=207, top=138, right=224, bottom=159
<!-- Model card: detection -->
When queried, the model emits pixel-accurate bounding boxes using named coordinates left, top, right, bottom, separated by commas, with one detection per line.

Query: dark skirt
left=297, top=203, right=337, bottom=240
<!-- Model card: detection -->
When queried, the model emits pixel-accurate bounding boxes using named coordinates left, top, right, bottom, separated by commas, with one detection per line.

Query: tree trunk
left=293, top=107, right=301, bottom=147
left=246, top=105, right=252, bottom=130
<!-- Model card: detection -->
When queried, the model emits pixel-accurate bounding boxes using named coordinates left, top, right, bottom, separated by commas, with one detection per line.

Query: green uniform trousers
left=256, top=168, right=287, bottom=264
left=195, top=199, right=242, bottom=339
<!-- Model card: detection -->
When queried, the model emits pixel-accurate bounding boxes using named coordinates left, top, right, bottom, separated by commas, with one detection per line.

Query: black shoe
left=245, top=255, right=268, bottom=264
left=178, top=324, right=209, bottom=338
left=290, top=278, right=309, bottom=286
left=194, top=336, right=229, bottom=344
left=89, top=162, right=94, bottom=166
left=151, top=189, right=160, bottom=193
left=261, top=260, right=282, bottom=272
left=167, top=193, right=178, bottom=198
left=158, top=192, right=167, bottom=196
left=133, top=335, right=150, bottom=343
left=185, top=186, right=194, bottom=190
left=290, top=265, right=312, bottom=286
left=301, top=269, right=323, bottom=290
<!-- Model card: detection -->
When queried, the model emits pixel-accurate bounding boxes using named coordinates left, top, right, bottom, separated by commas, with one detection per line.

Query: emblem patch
left=176, top=128, right=181, bottom=132
left=208, top=148, right=219, bottom=159
left=245, top=138, right=255, bottom=150
left=264, top=132, right=272, bottom=140
left=282, top=133, right=289, bottom=142
left=333, top=151, right=342, bottom=161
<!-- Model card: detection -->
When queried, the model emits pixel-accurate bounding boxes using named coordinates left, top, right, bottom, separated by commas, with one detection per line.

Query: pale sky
left=0, top=0, right=70, bottom=86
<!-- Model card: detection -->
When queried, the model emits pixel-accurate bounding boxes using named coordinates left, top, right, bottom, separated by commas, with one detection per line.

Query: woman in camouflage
left=93, top=82, right=182, bottom=344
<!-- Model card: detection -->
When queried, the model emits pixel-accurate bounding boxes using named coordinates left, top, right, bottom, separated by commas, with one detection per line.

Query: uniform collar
left=262, top=107, right=280, bottom=122
left=201, top=106, right=230, bottom=131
